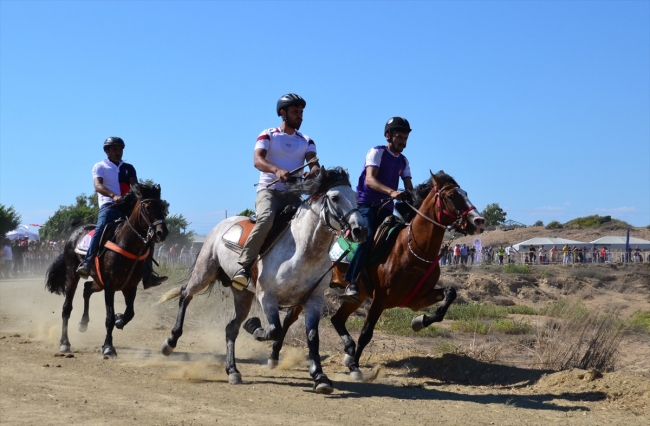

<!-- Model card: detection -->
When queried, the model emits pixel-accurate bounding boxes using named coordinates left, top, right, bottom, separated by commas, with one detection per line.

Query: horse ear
left=155, top=184, right=161, bottom=194
left=320, top=166, right=328, bottom=179
left=430, top=170, right=443, bottom=186
left=132, top=183, right=142, bottom=198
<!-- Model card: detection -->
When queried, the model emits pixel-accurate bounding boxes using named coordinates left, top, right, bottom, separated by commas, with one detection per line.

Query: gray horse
left=160, top=167, right=366, bottom=393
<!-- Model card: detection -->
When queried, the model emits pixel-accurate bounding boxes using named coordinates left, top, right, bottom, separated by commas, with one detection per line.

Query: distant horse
left=45, top=183, right=168, bottom=358
left=269, top=171, right=485, bottom=380
left=159, top=167, right=366, bottom=394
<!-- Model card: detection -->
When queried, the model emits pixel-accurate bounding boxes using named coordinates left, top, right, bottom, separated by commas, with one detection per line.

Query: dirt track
left=1, top=276, right=648, bottom=425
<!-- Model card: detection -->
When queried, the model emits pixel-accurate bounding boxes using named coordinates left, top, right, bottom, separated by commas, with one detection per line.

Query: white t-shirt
left=91, top=159, right=137, bottom=207
left=254, top=127, right=317, bottom=191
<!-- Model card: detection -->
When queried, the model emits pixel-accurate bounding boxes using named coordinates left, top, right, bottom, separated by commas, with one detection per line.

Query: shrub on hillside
left=546, top=220, right=562, bottom=229
left=563, top=214, right=630, bottom=229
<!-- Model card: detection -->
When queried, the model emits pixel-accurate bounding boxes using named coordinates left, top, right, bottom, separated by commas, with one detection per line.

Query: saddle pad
left=329, top=237, right=358, bottom=263
left=74, top=229, right=96, bottom=255
left=222, top=220, right=255, bottom=254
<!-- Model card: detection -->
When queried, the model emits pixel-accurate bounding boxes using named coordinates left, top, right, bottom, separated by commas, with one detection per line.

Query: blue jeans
left=83, top=205, right=123, bottom=265
left=344, top=204, right=392, bottom=284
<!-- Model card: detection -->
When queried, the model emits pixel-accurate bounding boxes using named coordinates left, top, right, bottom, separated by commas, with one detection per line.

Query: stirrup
left=231, top=268, right=251, bottom=291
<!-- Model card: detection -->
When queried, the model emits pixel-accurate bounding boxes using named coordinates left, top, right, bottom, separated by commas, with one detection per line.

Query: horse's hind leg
left=60, top=280, right=78, bottom=353
left=330, top=299, right=363, bottom=373
left=411, top=287, right=457, bottom=331
left=115, top=286, right=137, bottom=330
left=225, top=289, right=255, bottom=384
left=79, top=281, right=101, bottom=332
left=268, top=305, right=303, bottom=369
left=162, top=262, right=219, bottom=356
left=304, top=298, right=333, bottom=394
left=101, top=283, right=118, bottom=359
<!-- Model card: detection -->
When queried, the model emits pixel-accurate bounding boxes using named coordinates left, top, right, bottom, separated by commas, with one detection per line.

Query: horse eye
left=330, top=195, right=339, bottom=203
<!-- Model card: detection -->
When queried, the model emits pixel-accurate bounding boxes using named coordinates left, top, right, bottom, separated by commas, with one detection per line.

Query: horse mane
left=113, top=183, right=159, bottom=216
left=277, top=167, right=351, bottom=203
left=397, top=171, right=456, bottom=222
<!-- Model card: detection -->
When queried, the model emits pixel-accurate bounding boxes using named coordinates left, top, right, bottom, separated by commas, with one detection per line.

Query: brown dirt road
left=1, top=276, right=648, bottom=425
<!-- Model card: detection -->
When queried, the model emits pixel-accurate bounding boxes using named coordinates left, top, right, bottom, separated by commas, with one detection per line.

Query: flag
left=30, top=224, right=42, bottom=227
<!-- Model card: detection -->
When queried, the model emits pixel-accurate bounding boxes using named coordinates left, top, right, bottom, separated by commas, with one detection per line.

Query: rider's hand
left=390, top=190, right=405, bottom=201
left=274, top=168, right=291, bottom=182
left=304, top=166, right=320, bottom=180
left=111, top=194, right=122, bottom=202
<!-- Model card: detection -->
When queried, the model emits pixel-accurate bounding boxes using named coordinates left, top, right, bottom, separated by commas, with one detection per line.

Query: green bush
left=540, top=299, right=588, bottom=320
left=451, top=320, right=487, bottom=334
left=490, top=319, right=534, bottom=334
left=502, top=263, right=532, bottom=274
left=546, top=220, right=563, bottom=229
left=446, top=303, right=537, bottom=321
left=342, top=308, right=451, bottom=338
left=627, top=311, right=650, bottom=334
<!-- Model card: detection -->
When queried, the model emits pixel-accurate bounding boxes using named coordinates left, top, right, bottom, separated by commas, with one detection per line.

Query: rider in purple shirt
left=341, top=117, right=414, bottom=302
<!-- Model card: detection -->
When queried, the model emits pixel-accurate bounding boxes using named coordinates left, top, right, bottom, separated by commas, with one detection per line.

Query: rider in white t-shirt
left=232, top=94, right=320, bottom=290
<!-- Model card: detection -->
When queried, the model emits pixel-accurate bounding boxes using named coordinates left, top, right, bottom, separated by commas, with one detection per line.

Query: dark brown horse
left=45, top=183, right=168, bottom=358
left=267, top=171, right=485, bottom=379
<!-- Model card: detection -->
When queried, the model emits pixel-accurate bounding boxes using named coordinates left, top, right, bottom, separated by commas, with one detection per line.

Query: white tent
left=5, top=224, right=40, bottom=241
left=590, top=236, right=650, bottom=250
left=512, top=237, right=588, bottom=251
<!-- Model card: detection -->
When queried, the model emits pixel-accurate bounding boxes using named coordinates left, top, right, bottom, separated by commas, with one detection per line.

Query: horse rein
left=126, top=198, right=166, bottom=244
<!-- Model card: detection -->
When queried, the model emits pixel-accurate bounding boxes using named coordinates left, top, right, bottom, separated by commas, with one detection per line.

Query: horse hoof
left=268, top=359, right=279, bottom=369
left=228, top=372, right=242, bottom=385
left=343, top=354, right=354, bottom=367
left=161, top=338, right=175, bottom=356
left=350, top=370, right=363, bottom=381
left=243, top=317, right=262, bottom=335
left=411, top=315, right=425, bottom=332
left=78, top=322, right=88, bottom=333
left=102, top=346, right=117, bottom=359
left=59, top=345, right=71, bottom=353
left=115, top=313, right=124, bottom=330
left=314, top=382, right=334, bottom=394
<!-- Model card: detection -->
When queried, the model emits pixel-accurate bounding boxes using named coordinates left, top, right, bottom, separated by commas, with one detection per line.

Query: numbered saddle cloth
left=74, top=230, right=96, bottom=256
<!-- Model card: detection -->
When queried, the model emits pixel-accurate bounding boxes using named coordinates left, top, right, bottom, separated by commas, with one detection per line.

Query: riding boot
left=142, top=252, right=167, bottom=289
left=340, top=282, right=361, bottom=303
left=76, top=257, right=93, bottom=279
left=232, top=265, right=252, bottom=291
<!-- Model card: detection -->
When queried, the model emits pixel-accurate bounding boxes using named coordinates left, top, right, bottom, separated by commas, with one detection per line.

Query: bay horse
left=268, top=171, right=485, bottom=380
left=159, top=167, right=366, bottom=394
left=45, top=183, right=168, bottom=358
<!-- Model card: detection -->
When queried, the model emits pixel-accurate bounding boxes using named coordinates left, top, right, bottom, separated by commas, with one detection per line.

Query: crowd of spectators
left=437, top=242, right=648, bottom=267
left=0, top=238, right=64, bottom=279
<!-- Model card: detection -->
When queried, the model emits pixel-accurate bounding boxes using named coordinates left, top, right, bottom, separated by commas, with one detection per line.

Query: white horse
left=160, top=167, right=366, bottom=394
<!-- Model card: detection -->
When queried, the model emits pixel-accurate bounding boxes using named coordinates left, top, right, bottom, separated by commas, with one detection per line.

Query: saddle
left=222, top=205, right=297, bottom=257
left=328, top=215, right=406, bottom=265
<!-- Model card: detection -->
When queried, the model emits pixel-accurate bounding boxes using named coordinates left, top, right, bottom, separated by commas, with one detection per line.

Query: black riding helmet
left=276, top=93, right=306, bottom=116
left=103, top=137, right=125, bottom=151
left=384, top=117, right=412, bottom=136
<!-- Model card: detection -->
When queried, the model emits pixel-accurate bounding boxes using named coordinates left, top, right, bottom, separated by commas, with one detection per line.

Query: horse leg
left=330, top=299, right=362, bottom=374
left=243, top=292, right=282, bottom=342
left=268, top=305, right=303, bottom=369
left=102, top=283, right=118, bottom=359
left=347, top=299, right=385, bottom=381
left=79, top=281, right=100, bottom=332
left=411, top=287, right=457, bottom=331
left=225, top=289, right=256, bottom=384
left=115, top=286, right=137, bottom=330
left=162, top=259, right=219, bottom=356
left=304, top=298, right=333, bottom=394
left=59, top=276, right=79, bottom=353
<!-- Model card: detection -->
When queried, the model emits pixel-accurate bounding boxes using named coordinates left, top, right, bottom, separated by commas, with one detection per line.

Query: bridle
left=126, top=198, right=166, bottom=244
left=406, top=183, right=476, bottom=263
left=309, top=182, right=360, bottom=236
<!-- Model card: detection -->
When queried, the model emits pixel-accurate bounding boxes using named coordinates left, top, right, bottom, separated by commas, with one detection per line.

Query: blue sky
left=1, top=0, right=649, bottom=236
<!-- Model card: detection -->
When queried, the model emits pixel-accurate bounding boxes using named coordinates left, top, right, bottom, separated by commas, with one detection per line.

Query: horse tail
left=158, top=286, right=182, bottom=304
left=45, top=253, right=67, bottom=295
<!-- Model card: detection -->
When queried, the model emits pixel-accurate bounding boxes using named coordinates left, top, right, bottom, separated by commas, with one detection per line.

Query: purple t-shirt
left=356, top=145, right=411, bottom=212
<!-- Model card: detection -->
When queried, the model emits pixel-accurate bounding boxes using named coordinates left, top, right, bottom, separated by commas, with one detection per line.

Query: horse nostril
left=475, top=218, right=485, bottom=227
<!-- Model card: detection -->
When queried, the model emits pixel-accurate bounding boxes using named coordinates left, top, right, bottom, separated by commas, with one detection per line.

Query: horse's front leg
left=411, top=287, right=457, bottom=331
left=115, top=285, right=137, bottom=330
left=243, top=292, right=282, bottom=342
left=304, top=297, right=333, bottom=394
left=347, top=299, right=385, bottom=381
left=330, top=298, right=363, bottom=374
left=79, top=281, right=101, bottom=332
left=102, top=282, right=118, bottom=359
left=225, top=289, right=255, bottom=384
left=268, top=305, right=303, bottom=369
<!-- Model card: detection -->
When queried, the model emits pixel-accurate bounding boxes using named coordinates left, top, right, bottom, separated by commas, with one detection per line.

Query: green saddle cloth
left=329, top=220, right=405, bottom=265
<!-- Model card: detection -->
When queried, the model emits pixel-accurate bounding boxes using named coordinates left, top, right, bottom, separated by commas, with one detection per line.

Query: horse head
left=414, top=170, right=485, bottom=235
left=286, top=167, right=367, bottom=243
left=130, top=183, right=169, bottom=243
